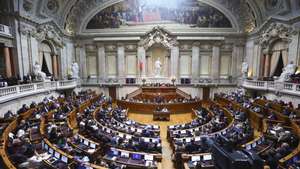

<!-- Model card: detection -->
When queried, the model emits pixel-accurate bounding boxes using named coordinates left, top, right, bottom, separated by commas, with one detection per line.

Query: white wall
left=245, top=39, right=255, bottom=77
left=117, top=86, right=140, bottom=99
left=61, top=40, right=75, bottom=79
left=178, top=86, right=201, bottom=98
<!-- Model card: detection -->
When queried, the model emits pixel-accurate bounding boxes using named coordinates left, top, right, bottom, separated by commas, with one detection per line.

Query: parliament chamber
left=1, top=0, right=300, bottom=169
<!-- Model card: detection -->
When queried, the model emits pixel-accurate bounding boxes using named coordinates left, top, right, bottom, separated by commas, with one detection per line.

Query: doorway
left=203, top=87, right=210, bottom=100
left=108, top=86, right=117, bottom=101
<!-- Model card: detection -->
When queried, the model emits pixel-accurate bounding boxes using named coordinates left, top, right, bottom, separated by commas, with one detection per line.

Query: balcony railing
left=0, top=80, right=77, bottom=103
left=242, top=80, right=300, bottom=96
left=0, top=24, right=12, bottom=37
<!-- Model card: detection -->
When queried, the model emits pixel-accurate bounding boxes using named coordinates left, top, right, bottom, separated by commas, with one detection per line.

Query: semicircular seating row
left=0, top=91, right=162, bottom=169
left=169, top=91, right=300, bottom=169
left=1, top=90, right=300, bottom=169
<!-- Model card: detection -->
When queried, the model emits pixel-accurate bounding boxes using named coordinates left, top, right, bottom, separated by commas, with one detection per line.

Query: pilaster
left=97, top=43, right=106, bottom=81
left=212, top=43, right=221, bottom=82
left=171, top=44, right=180, bottom=81
left=192, top=42, right=200, bottom=82
left=117, top=43, right=125, bottom=80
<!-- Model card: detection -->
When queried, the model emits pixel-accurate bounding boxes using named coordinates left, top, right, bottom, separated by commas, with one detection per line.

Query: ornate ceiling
left=18, top=0, right=298, bottom=36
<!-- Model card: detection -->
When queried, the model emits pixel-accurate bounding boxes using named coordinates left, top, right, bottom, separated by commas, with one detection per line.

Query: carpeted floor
left=128, top=112, right=193, bottom=169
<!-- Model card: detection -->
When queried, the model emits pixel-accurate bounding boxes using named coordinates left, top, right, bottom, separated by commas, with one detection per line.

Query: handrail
left=253, top=99, right=300, bottom=166
left=126, top=88, right=142, bottom=99
left=215, top=96, right=264, bottom=131
left=0, top=109, right=36, bottom=169
left=172, top=100, right=235, bottom=141
left=0, top=80, right=77, bottom=103
left=243, top=80, right=300, bottom=96
left=176, top=88, right=191, bottom=99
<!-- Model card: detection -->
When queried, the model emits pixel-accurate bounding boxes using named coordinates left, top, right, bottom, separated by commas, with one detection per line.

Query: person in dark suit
left=4, top=110, right=14, bottom=119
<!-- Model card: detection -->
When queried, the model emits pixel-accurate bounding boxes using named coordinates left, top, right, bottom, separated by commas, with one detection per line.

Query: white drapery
left=282, top=50, right=288, bottom=66
left=269, top=41, right=288, bottom=77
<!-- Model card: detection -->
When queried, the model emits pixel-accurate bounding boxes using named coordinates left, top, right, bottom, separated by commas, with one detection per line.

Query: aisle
left=128, top=112, right=193, bottom=169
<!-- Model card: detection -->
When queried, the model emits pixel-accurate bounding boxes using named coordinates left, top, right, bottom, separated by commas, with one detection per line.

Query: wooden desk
left=215, top=96, right=264, bottom=131
left=117, top=100, right=201, bottom=114
left=153, top=110, right=170, bottom=121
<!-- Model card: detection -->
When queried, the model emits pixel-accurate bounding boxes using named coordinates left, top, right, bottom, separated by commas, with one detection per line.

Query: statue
left=277, top=61, right=296, bottom=82
left=33, top=61, right=46, bottom=81
left=242, top=62, right=249, bottom=79
left=154, top=58, right=162, bottom=77
left=71, top=62, right=79, bottom=79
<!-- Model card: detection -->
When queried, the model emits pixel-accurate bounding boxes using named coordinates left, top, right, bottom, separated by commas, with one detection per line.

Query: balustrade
left=243, top=80, right=300, bottom=96
left=0, top=80, right=77, bottom=103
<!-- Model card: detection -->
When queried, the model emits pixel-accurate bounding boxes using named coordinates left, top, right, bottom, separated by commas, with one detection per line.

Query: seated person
left=4, top=110, right=15, bottom=119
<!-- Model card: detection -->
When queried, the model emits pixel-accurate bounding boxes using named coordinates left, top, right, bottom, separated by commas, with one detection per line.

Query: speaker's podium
left=153, top=107, right=170, bottom=121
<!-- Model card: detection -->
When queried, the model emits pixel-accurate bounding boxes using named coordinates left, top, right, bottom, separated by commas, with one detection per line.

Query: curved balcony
left=242, top=80, right=300, bottom=96
left=0, top=80, right=77, bottom=103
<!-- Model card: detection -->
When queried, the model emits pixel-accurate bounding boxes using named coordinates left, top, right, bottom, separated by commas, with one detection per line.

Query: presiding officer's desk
left=117, top=100, right=201, bottom=114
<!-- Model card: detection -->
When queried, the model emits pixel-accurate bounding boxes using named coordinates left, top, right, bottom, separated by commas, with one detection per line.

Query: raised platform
left=117, top=100, right=201, bottom=114
left=120, top=86, right=197, bottom=113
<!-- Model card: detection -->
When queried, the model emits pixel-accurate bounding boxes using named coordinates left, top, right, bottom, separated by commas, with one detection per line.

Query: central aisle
left=128, top=112, right=193, bottom=169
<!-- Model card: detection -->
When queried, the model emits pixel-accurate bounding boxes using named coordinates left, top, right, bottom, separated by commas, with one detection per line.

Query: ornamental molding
left=125, top=44, right=137, bottom=51
left=32, top=24, right=65, bottom=48
left=138, top=26, right=178, bottom=50
left=258, top=23, right=296, bottom=50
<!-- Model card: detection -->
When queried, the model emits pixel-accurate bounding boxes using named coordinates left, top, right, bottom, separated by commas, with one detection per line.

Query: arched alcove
left=146, top=44, right=170, bottom=77
left=39, top=41, right=59, bottom=78
left=78, top=0, right=240, bottom=32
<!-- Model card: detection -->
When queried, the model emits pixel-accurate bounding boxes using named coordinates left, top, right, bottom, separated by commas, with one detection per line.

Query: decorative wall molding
left=105, top=44, right=117, bottom=51
left=258, top=23, right=296, bottom=51
left=138, top=26, right=178, bottom=50
left=32, top=24, right=65, bottom=48
left=125, top=44, right=137, bottom=51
